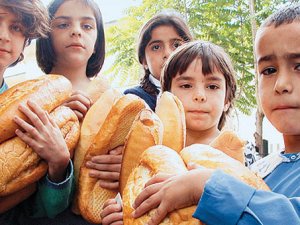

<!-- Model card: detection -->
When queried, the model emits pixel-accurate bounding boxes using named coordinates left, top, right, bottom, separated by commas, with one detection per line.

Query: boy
left=132, top=3, right=300, bottom=225
left=0, top=1, right=75, bottom=223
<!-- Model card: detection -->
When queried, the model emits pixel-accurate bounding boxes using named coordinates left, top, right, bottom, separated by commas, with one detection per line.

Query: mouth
left=273, top=106, right=298, bottom=111
left=188, top=110, right=209, bottom=114
left=0, top=49, right=10, bottom=53
left=66, top=44, right=85, bottom=49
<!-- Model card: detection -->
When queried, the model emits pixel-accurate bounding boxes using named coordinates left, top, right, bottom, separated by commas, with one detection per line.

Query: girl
left=100, top=39, right=237, bottom=225
left=124, top=10, right=193, bottom=111
left=0, top=0, right=75, bottom=224
left=134, top=5, right=300, bottom=224
left=36, top=0, right=105, bottom=121
left=86, top=10, right=193, bottom=200
left=34, top=0, right=105, bottom=224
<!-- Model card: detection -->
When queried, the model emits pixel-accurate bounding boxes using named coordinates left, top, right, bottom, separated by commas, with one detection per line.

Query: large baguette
left=0, top=106, right=80, bottom=197
left=0, top=75, right=72, bottom=143
left=155, top=92, right=186, bottom=153
left=123, top=145, right=200, bottom=225
left=120, top=109, right=163, bottom=195
left=78, top=94, right=146, bottom=224
left=72, top=89, right=122, bottom=214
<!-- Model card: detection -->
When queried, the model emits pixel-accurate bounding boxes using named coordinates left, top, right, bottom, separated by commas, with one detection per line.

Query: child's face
left=50, top=0, right=98, bottom=67
left=256, top=22, right=300, bottom=135
left=143, top=25, right=184, bottom=80
left=170, top=58, right=228, bottom=133
left=0, top=7, right=25, bottom=71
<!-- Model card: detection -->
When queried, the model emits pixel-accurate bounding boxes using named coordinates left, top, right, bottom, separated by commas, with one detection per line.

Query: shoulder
left=124, top=86, right=144, bottom=95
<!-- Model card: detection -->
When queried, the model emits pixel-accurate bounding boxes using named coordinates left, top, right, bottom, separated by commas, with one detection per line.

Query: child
left=124, top=10, right=193, bottom=111
left=0, top=0, right=75, bottom=224
left=35, top=0, right=105, bottom=224
left=87, top=10, right=193, bottom=200
left=132, top=4, right=300, bottom=224
left=101, top=39, right=237, bottom=224
left=36, top=0, right=105, bottom=121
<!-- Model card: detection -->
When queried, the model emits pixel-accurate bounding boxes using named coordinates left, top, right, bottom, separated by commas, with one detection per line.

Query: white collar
left=149, top=74, right=161, bottom=89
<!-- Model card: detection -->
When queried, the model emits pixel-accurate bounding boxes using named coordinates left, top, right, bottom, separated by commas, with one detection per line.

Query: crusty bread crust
left=0, top=75, right=72, bottom=143
left=120, top=108, right=163, bottom=195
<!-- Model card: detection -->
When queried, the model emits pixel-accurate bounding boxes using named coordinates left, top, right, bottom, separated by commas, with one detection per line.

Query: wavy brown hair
left=0, top=0, right=49, bottom=66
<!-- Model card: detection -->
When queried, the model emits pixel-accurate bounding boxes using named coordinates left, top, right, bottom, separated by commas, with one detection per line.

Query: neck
left=186, top=128, right=220, bottom=147
left=51, top=65, right=90, bottom=92
left=283, top=135, right=300, bottom=153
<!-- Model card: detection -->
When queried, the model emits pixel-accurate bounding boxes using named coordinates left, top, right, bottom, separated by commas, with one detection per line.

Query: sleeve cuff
left=40, top=160, right=74, bottom=189
left=193, top=170, right=256, bottom=225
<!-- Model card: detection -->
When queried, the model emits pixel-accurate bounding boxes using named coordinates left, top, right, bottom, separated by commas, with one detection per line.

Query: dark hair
left=0, top=0, right=49, bottom=66
left=162, top=41, right=237, bottom=130
left=261, top=3, right=300, bottom=28
left=138, top=10, right=193, bottom=97
left=36, top=0, right=105, bottom=77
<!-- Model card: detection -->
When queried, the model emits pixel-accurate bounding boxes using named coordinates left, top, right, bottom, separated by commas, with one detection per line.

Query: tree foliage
left=104, top=0, right=291, bottom=114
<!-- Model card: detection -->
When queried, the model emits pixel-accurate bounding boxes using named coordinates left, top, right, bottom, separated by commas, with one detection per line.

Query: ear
left=142, top=59, right=149, bottom=70
left=223, top=101, right=230, bottom=112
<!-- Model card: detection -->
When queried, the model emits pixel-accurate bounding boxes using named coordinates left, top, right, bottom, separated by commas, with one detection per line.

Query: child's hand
left=132, top=169, right=213, bottom=225
left=14, top=100, right=70, bottom=183
left=86, top=146, right=123, bottom=191
left=63, top=90, right=92, bottom=121
left=101, top=198, right=123, bottom=225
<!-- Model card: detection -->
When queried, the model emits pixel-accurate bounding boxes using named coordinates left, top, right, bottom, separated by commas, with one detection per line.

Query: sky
left=4, top=0, right=284, bottom=152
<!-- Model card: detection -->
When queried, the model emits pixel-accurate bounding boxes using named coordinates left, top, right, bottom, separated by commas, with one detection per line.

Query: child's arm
left=133, top=168, right=212, bottom=224
left=14, top=100, right=74, bottom=217
left=101, top=198, right=123, bottom=225
left=194, top=170, right=300, bottom=225
left=63, top=90, right=92, bottom=121
left=86, top=146, right=123, bottom=191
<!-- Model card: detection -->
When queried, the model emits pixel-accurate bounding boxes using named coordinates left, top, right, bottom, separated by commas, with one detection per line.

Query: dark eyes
left=261, top=67, right=277, bottom=76
left=10, top=24, right=24, bottom=33
left=173, top=41, right=182, bottom=48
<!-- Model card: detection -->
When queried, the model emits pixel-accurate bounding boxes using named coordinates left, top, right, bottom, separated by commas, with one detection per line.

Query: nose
left=163, top=45, right=173, bottom=60
left=70, top=24, right=82, bottom=37
left=274, top=70, right=293, bottom=94
left=0, top=24, right=10, bottom=42
left=193, top=87, right=206, bottom=102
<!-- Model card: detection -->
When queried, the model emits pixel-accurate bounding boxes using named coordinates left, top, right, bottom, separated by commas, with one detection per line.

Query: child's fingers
left=17, top=104, right=46, bottom=132
left=14, top=116, right=40, bottom=140
left=67, top=92, right=92, bottom=109
left=148, top=203, right=169, bottom=225
left=98, top=180, right=119, bottom=190
left=27, top=100, right=50, bottom=126
left=144, top=174, right=173, bottom=188
left=47, top=111, right=59, bottom=129
left=73, top=110, right=84, bottom=121
left=89, top=169, right=120, bottom=180
left=87, top=160, right=121, bottom=172
left=101, top=203, right=123, bottom=224
left=109, top=146, right=124, bottom=155
left=90, top=154, right=122, bottom=164
left=133, top=187, right=161, bottom=218
left=15, top=129, right=38, bottom=148
left=102, top=199, right=118, bottom=209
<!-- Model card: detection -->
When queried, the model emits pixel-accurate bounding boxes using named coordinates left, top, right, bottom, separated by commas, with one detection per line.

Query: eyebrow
left=257, top=55, right=274, bottom=65
left=175, top=74, right=223, bottom=82
left=53, top=16, right=95, bottom=21
left=286, top=53, right=300, bottom=60
left=148, top=38, right=182, bottom=46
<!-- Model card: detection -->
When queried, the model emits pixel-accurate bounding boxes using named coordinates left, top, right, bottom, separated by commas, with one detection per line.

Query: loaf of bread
left=0, top=106, right=80, bottom=197
left=85, top=76, right=111, bottom=103
left=78, top=94, right=146, bottom=224
left=155, top=92, right=186, bottom=153
left=120, top=108, right=163, bottom=195
left=123, top=136, right=269, bottom=224
left=123, top=145, right=201, bottom=225
left=0, top=75, right=72, bottom=143
left=210, top=130, right=246, bottom=164
left=0, top=183, right=36, bottom=213
left=72, top=89, right=122, bottom=214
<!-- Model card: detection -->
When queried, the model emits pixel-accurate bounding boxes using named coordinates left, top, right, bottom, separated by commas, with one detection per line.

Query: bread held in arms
left=123, top=132, right=269, bottom=224
left=0, top=75, right=80, bottom=213
left=0, top=75, right=72, bottom=143
left=77, top=94, right=146, bottom=224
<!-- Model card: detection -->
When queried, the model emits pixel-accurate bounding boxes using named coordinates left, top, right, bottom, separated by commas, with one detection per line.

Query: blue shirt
left=193, top=152, right=300, bottom=224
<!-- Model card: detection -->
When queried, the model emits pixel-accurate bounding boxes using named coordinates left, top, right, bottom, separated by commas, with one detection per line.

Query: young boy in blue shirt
left=132, top=3, right=300, bottom=225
